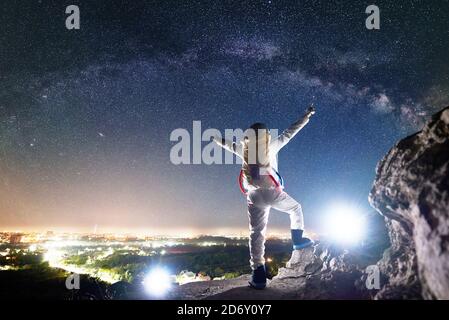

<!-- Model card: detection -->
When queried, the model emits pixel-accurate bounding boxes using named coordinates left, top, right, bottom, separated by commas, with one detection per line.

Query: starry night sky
left=1, top=0, right=448, bottom=235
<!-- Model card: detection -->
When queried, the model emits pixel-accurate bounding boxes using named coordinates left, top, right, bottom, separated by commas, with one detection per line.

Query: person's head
left=243, top=122, right=271, bottom=167
left=245, top=122, right=269, bottom=140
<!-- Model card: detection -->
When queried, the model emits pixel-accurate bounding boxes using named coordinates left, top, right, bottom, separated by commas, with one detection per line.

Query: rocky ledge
left=170, top=238, right=386, bottom=300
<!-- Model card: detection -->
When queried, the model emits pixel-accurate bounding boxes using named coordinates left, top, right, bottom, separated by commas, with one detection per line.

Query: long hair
left=241, top=127, right=271, bottom=184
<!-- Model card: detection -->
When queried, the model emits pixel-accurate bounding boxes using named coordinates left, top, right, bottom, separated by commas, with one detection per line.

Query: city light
left=143, top=267, right=173, bottom=297
left=324, top=203, right=366, bottom=244
left=0, top=230, right=284, bottom=291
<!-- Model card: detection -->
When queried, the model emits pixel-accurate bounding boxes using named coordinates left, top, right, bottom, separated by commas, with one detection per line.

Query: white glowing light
left=324, top=203, right=365, bottom=244
left=43, top=248, right=64, bottom=266
left=143, top=267, right=172, bottom=296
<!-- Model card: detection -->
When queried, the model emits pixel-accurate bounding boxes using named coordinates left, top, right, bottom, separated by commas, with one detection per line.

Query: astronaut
left=213, top=106, right=316, bottom=289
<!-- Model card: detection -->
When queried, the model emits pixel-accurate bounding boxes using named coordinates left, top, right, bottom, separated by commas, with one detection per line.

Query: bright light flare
left=324, top=203, right=366, bottom=244
left=143, top=267, right=172, bottom=297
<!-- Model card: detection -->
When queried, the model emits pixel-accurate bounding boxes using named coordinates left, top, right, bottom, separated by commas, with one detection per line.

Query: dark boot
left=291, top=229, right=314, bottom=250
left=248, top=265, right=266, bottom=289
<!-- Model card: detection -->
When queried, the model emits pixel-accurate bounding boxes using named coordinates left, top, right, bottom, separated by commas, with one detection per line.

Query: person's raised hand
left=306, top=104, right=316, bottom=117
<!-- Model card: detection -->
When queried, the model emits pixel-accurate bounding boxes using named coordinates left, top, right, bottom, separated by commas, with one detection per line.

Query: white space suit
left=215, top=110, right=313, bottom=270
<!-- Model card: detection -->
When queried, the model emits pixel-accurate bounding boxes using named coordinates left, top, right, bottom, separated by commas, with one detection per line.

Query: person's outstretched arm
left=212, top=136, right=243, bottom=158
left=272, top=105, right=316, bottom=151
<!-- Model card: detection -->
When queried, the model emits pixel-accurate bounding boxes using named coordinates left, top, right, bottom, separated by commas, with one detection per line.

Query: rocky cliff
left=369, top=106, right=449, bottom=299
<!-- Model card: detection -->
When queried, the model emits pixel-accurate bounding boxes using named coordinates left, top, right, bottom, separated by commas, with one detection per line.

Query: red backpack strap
left=268, top=174, right=280, bottom=188
left=238, top=170, right=247, bottom=195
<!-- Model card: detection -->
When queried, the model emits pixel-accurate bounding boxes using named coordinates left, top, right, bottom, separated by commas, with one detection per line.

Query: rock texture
left=270, top=243, right=373, bottom=299
left=170, top=275, right=252, bottom=300
left=369, top=106, right=449, bottom=299
left=171, top=240, right=385, bottom=300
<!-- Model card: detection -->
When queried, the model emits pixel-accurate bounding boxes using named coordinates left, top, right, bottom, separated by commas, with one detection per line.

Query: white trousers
left=247, top=188, right=304, bottom=270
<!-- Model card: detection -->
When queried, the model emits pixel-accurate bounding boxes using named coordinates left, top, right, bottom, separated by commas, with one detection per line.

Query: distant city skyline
left=0, top=227, right=295, bottom=238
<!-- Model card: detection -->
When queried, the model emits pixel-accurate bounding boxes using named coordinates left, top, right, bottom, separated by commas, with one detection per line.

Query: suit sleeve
left=271, top=115, right=310, bottom=152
